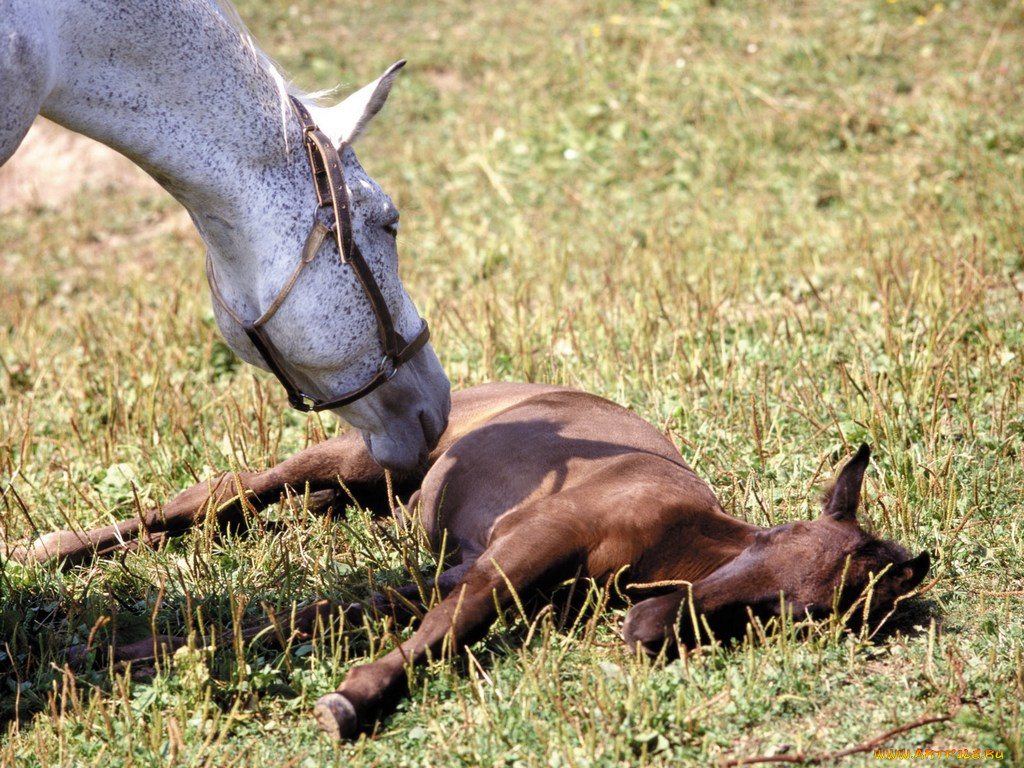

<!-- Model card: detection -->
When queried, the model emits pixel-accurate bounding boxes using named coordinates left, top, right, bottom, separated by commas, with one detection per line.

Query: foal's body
left=8, top=383, right=929, bottom=739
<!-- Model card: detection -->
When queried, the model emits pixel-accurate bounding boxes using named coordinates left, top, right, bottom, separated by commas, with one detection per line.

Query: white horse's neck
left=40, top=0, right=300, bottom=222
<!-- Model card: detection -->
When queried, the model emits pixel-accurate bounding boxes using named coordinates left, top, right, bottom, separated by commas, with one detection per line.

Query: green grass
left=2, top=0, right=1023, bottom=764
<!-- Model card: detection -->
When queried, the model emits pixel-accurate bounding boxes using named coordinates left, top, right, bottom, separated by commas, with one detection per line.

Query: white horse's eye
left=383, top=218, right=400, bottom=238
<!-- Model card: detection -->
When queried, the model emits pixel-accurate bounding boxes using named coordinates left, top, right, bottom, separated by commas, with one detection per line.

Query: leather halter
left=206, top=97, right=430, bottom=412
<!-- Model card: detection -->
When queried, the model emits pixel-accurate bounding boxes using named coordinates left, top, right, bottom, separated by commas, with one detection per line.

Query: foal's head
left=624, top=445, right=930, bottom=656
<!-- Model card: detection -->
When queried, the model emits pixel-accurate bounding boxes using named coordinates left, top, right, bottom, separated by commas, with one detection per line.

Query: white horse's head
left=2, top=2, right=449, bottom=473
left=205, top=63, right=450, bottom=472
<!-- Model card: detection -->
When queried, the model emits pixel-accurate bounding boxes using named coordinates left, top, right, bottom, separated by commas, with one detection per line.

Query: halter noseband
left=206, top=97, right=430, bottom=412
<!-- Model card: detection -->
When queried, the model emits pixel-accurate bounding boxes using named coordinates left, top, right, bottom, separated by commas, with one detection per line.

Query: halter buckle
left=380, top=354, right=398, bottom=382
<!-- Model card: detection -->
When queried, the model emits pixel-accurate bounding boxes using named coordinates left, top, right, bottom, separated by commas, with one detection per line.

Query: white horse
left=0, top=0, right=450, bottom=471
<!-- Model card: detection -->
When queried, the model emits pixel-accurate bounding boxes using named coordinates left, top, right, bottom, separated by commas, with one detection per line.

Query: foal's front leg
left=313, top=509, right=586, bottom=739
left=7, top=431, right=384, bottom=567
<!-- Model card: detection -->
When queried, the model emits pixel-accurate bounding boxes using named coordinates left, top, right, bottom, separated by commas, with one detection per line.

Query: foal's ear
left=822, top=443, right=871, bottom=523
left=327, top=60, right=406, bottom=146
left=901, top=551, right=931, bottom=590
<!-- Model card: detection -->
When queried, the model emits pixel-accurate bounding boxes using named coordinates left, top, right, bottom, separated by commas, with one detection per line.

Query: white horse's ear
left=324, top=60, right=405, bottom=147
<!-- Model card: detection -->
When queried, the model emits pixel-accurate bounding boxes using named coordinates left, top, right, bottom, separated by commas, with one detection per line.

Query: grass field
left=2, top=0, right=1023, bottom=764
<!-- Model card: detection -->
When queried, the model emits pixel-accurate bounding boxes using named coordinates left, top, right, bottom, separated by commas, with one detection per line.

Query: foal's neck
left=649, top=510, right=758, bottom=586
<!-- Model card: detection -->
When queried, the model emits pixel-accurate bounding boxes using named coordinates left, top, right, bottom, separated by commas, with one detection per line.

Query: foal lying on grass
left=9, top=383, right=930, bottom=739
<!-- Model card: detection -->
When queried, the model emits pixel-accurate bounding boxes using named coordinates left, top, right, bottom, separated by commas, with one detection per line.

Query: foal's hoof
left=313, top=692, right=359, bottom=740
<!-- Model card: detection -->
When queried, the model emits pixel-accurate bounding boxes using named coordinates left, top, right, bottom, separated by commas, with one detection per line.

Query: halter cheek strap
left=205, top=97, right=430, bottom=412
left=206, top=220, right=330, bottom=332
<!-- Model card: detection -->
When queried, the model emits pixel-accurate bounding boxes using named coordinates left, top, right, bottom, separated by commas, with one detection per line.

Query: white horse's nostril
left=419, top=408, right=443, bottom=451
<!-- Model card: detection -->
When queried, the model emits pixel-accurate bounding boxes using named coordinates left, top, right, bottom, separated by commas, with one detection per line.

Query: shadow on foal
left=6, top=383, right=930, bottom=739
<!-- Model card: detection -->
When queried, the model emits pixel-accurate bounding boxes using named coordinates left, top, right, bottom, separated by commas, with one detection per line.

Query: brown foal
left=7, top=383, right=929, bottom=739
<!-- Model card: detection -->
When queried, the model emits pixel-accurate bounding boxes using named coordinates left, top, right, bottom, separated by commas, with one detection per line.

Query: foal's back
left=415, top=384, right=724, bottom=572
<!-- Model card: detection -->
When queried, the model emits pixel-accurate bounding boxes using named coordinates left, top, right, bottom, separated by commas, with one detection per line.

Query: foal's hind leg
left=73, top=562, right=475, bottom=671
left=313, top=504, right=587, bottom=739
left=70, top=598, right=357, bottom=670
left=8, top=431, right=387, bottom=567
